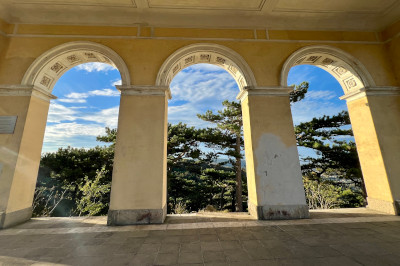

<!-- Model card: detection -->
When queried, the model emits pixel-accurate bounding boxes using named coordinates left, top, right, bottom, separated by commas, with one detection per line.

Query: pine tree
left=197, top=100, right=245, bottom=211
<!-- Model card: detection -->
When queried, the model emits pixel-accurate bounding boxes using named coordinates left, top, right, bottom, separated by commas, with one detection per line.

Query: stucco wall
left=0, top=25, right=397, bottom=89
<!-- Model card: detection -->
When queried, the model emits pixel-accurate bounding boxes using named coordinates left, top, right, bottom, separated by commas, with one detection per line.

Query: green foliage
left=32, top=176, right=74, bottom=217
left=34, top=83, right=365, bottom=216
left=295, top=110, right=366, bottom=205
left=290, top=82, right=309, bottom=103
left=303, top=177, right=341, bottom=209
left=303, top=177, right=365, bottom=209
left=168, top=123, right=204, bottom=164
left=76, top=166, right=111, bottom=216
left=96, top=127, right=117, bottom=147
left=197, top=100, right=245, bottom=212
left=338, top=188, right=365, bottom=208
left=34, top=144, right=114, bottom=217
left=172, top=200, right=189, bottom=214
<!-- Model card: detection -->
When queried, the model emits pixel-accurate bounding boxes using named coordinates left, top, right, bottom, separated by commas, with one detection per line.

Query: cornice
left=237, top=86, right=292, bottom=101
left=117, top=85, right=172, bottom=99
left=339, top=86, right=400, bottom=102
left=0, top=85, right=57, bottom=102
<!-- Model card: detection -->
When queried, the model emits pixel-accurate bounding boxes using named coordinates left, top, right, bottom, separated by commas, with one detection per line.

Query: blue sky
left=42, top=62, right=350, bottom=154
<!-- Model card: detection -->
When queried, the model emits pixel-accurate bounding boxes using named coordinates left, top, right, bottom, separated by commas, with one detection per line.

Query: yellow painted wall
left=241, top=97, right=257, bottom=205
left=385, top=38, right=400, bottom=84
left=0, top=35, right=8, bottom=57
left=0, top=96, right=30, bottom=211
left=242, top=94, right=305, bottom=207
left=109, top=94, right=167, bottom=210
left=347, top=97, right=394, bottom=203
left=7, top=96, right=50, bottom=212
left=368, top=95, right=400, bottom=201
left=0, top=96, right=49, bottom=213
left=0, top=23, right=399, bottom=216
left=0, top=18, right=13, bottom=35
left=0, top=25, right=397, bottom=88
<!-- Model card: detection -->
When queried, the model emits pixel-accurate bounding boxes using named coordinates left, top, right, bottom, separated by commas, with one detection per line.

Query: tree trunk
left=360, top=178, right=368, bottom=206
left=235, top=130, right=243, bottom=212
left=220, top=186, right=225, bottom=210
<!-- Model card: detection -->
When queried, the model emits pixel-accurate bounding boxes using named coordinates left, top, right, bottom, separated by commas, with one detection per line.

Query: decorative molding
left=146, top=0, right=266, bottom=11
left=237, top=86, right=292, bottom=101
left=5, top=32, right=385, bottom=45
left=156, top=43, right=257, bottom=91
left=0, top=85, right=57, bottom=102
left=280, top=45, right=376, bottom=95
left=339, top=86, right=400, bottom=102
left=117, top=85, right=171, bottom=99
left=22, top=41, right=131, bottom=93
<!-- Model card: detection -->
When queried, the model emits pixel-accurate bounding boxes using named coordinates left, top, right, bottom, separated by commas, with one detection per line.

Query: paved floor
left=0, top=208, right=399, bottom=265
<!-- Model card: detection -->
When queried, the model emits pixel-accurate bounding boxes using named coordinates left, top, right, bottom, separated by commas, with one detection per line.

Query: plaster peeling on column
left=255, top=134, right=306, bottom=206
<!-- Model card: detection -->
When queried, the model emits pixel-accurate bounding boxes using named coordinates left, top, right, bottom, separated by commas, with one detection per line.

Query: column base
left=248, top=201, right=309, bottom=220
left=367, top=197, right=399, bottom=215
left=0, top=207, right=32, bottom=229
left=107, top=205, right=167, bottom=225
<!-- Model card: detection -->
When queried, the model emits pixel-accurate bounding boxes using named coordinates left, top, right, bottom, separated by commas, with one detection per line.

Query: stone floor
left=0, top=208, right=399, bottom=265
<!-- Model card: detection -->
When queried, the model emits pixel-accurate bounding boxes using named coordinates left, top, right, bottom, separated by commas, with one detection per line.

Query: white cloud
left=185, top=64, right=225, bottom=72
left=43, top=104, right=120, bottom=152
left=59, top=88, right=120, bottom=103
left=79, top=106, right=120, bottom=128
left=47, top=103, right=79, bottom=123
left=44, top=123, right=105, bottom=142
left=112, top=79, right=122, bottom=87
left=65, top=92, right=88, bottom=99
left=168, top=104, right=205, bottom=128
left=58, top=98, right=87, bottom=103
left=291, top=99, right=347, bottom=125
left=170, top=69, right=238, bottom=103
left=166, top=64, right=241, bottom=128
left=90, top=88, right=120, bottom=97
left=75, top=62, right=116, bottom=73
left=306, top=90, right=337, bottom=100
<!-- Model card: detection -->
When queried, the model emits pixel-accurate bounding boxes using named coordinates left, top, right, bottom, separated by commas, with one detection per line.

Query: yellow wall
left=385, top=38, right=400, bottom=84
left=110, top=94, right=168, bottom=210
left=0, top=95, right=49, bottom=213
left=382, top=19, right=400, bottom=84
left=0, top=24, right=398, bottom=88
left=0, top=96, right=30, bottom=211
left=0, top=23, right=399, bottom=218
left=242, top=94, right=305, bottom=208
left=368, top=95, right=400, bottom=201
left=347, top=97, right=393, bottom=203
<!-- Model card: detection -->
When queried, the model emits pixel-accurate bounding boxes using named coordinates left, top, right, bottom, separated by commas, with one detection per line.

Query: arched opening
left=22, top=42, right=130, bottom=218
left=282, top=46, right=375, bottom=212
left=157, top=43, right=257, bottom=90
left=157, top=44, right=256, bottom=216
left=34, top=62, right=121, bottom=217
left=22, top=41, right=130, bottom=92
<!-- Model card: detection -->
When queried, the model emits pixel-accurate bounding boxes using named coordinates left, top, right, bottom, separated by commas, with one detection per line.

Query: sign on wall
left=0, top=116, right=18, bottom=134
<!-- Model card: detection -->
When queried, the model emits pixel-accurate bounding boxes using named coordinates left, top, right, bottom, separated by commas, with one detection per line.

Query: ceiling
left=0, top=0, right=399, bottom=31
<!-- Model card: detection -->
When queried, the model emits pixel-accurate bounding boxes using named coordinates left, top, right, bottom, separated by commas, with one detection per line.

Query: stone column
left=0, top=85, right=56, bottom=229
left=108, top=85, right=170, bottom=225
left=340, top=87, right=400, bottom=215
left=238, top=86, right=309, bottom=220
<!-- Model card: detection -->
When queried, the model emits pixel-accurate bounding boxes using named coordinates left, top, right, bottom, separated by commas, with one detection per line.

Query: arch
left=156, top=43, right=257, bottom=90
left=22, top=41, right=131, bottom=93
left=281, top=45, right=376, bottom=94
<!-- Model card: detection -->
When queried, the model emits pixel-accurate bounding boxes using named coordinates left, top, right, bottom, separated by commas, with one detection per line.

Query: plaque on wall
left=0, top=116, right=18, bottom=134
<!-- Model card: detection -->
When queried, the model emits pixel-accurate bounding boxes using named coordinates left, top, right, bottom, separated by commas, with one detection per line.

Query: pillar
left=0, top=85, right=56, bottom=229
left=238, top=86, right=309, bottom=220
left=341, top=87, right=400, bottom=215
left=108, top=86, right=170, bottom=225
